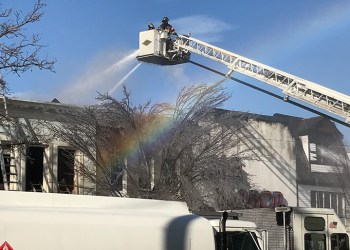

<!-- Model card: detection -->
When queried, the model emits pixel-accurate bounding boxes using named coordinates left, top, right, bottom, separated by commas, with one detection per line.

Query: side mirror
left=275, top=206, right=291, bottom=226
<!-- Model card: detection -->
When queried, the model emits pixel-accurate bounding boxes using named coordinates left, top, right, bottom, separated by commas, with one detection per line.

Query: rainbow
left=117, top=114, right=174, bottom=159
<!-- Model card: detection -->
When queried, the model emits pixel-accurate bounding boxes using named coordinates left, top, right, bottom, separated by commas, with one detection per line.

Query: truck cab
left=291, top=207, right=350, bottom=250
left=210, top=219, right=263, bottom=250
left=194, top=211, right=264, bottom=250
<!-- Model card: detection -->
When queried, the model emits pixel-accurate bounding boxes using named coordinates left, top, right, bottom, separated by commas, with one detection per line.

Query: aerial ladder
left=137, top=29, right=350, bottom=125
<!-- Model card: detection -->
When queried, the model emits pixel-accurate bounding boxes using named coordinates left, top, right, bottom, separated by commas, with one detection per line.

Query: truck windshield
left=216, top=231, right=260, bottom=250
left=304, top=233, right=326, bottom=250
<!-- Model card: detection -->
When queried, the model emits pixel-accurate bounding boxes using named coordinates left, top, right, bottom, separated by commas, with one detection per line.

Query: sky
left=1, top=0, right=350, bottom=146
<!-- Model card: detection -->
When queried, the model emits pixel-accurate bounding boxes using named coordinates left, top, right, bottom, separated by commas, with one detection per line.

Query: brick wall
left=234, top=208, right=293, bottom=250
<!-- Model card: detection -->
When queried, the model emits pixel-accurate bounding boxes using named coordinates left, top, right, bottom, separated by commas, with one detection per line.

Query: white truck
left=0, top=191, right=263, bottom=250
left=233, top=206, right=350, bottom=250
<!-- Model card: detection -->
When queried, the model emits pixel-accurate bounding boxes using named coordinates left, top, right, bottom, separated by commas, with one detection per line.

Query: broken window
left=110, top=164, right=124, bottom=191
left=0, top=154, right=11, bottom=190
left=25, top=146, right=44, bottom=192
left=57, top=148, right=75, bottom=193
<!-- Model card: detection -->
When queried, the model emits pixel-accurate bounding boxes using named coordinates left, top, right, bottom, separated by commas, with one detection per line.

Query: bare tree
left=43, top=82, right=253, bottom=210
left=143, top=82, right=253, bottom=210
left=0, top=0, right=56, bottom=137
left=0, top=0, right=57, bottom=192
left=36, top=89, right=162, bottom=196
left=37, top=104, right=123, bottom=195
left=0, top=0, right=56, bottom=77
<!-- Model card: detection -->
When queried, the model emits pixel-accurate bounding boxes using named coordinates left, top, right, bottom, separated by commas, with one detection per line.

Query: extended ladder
left=175, top=35, right=350, bottom=124
left=31, top=183, right=44, bottom=192
left=58, top=178, right=71, bottom=194
left=0, top=146, right=19, bottom=191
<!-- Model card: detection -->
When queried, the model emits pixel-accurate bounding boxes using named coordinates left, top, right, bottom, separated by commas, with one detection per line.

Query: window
left=331, top=234, right=349, bottom=250
left=304, top=217, right=325, bottom=231
left=57, top=148, right=75, bottom=193
left=110, top=164, right=124, bottom=191
left=0, top=154, right=11, bottom=190
left=304, top=233, right=326, bottom=250
left=309, top=142, right=338, bottom=166
left=311, top=191, right=346, bottom=217
left=216, top=231, right=260, bottom=250
left=25, top=147, right=44, bottom=191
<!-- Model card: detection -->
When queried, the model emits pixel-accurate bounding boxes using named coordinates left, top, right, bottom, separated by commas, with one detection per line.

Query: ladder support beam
left=175, top=35, right=350, bottom=123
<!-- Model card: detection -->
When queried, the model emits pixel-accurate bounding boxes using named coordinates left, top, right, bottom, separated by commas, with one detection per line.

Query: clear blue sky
left=2, top=0, right=350, bottom=145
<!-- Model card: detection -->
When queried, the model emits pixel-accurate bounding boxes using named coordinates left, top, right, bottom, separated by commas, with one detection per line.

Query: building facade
left=0, top=98, right=95, bottom=194
left=228, top=111, right=349, bottom=217
left=1, top=98, right=349, bottom=219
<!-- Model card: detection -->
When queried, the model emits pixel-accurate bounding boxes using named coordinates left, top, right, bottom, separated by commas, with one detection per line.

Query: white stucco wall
left=0, top=118, right=96, bottom=193
left=239, top=120, right=297, bottom=206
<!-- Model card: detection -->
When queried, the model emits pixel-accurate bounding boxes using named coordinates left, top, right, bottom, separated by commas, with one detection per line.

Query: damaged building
left=0, top=98, right=95, bottom=194
left=217, top=109, right=350, bottom=218
left=0, top=97, right=349, bottom=220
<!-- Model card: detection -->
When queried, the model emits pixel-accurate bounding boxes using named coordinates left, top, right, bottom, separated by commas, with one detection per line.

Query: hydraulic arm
left=137, top=30, right=350, bottom=124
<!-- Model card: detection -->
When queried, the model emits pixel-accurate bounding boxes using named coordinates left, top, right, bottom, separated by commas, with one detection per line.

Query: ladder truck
left=137, top=28, right=350, bottom=250
left=137, top=29, right=350, bottom=125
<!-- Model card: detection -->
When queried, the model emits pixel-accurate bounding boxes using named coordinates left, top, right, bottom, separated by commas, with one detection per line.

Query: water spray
left=109, top=62, right=142, bottom=95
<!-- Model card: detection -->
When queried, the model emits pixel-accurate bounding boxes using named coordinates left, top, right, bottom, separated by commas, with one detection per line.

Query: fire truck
left=137, top=28, right=350, bottom=250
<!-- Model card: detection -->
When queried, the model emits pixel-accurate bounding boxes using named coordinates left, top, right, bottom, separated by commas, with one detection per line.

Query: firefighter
left=148, top=23, right=155, bottom=30
left=159, top=17, right=177, bottom=52
left=159, top=16, right=176, bottom=35
left=159, top=17, right=171, bottom=30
